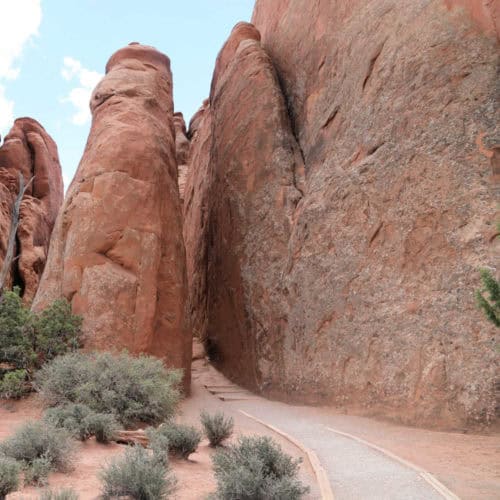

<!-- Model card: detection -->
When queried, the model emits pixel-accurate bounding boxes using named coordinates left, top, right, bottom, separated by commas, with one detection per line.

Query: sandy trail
left=1, top=348, right=498, bottom=499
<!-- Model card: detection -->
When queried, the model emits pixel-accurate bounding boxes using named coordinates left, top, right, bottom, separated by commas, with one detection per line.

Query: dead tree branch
left=0, top=172, right=34, bottom=296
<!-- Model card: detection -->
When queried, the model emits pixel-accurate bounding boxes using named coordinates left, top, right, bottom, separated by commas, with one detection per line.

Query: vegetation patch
left=100, top=445, right=176, bottom=500
left=212, top=435, right=309, bottom=500
left=44, top=403, right=119, bottom=443
left=200, top=410, right=234, bottom=447
left=35, top=351, right=182, bottom=427
left=147, top=423, right=201, bottom=460
left=0, top=455, right=20, bottom=500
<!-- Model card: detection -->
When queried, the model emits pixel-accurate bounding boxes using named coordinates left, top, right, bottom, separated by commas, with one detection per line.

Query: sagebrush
left=0, top=455, right=20, bottom=500
left=44, top=403, right=119, bottom=443
left=200, top=410, right=234, bottom=447
left=100, top=446, right=176, bottom=500
left=212, top=435, right=309, bottom=500
left=147, top=423, right=201, bottom=459
left=0, top=421, right=73, bottom=473
left=35, top=351, right=182, bottom=427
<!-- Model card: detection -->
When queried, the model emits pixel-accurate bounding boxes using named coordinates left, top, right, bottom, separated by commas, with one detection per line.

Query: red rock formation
left=0, top=118, right=63, bottom=302
left=185, top=2, right=499, bottom=428
left=174, top=112, right=190, bottom=203
left=34, top=44, right=191, bottom=388
left=183, top=101, right=212, bottom=343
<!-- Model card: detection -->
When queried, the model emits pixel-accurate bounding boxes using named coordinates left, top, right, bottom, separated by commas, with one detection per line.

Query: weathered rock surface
left=0, top=118, right=63, bottom=302
left=185, top=1, right=499, bottom=428
left=34, top=44, right=191, bottom=387
left=174, top=112, right=190, bottom=203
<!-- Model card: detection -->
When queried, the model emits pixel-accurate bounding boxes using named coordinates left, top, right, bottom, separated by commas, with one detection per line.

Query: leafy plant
left=0, top=369, right=27, bottom=399
left=0, top=455, right=20, bottom=500
left=0, top=421, right=73, bottom=473
left=24, top=455, right=52, bottom=486
left=212, top=435, right=309, bottom=500
left=476, top=268, right=500, bottom=327
left=35, top=352, right=182, bottom=428
left=100, top=446, right=176, bottom=500
left=0, top=289, right=81, bottom=399
left=85, top=412, right=119, bottom=443
left=44, top=403, right=94, bottom=441
left=31, top=299, right=82, bottom=363
left=147, top=423, right=201, bottom=460
left=200, top=410, right=234, bottom=447
left=43, top=403, right=119, bottom=443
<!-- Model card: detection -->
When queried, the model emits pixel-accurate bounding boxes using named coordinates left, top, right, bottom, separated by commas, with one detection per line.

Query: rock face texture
left=0, top=118, right=63, bottom=302
left=174, top=112, right=190, bottom=203
left=34, top=44, right=190, bottom=386
left=184, top=2, right=499, bottom=427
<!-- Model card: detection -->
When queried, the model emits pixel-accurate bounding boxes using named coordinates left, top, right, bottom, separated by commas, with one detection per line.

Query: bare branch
left=0, top=172, right=35, bottom=296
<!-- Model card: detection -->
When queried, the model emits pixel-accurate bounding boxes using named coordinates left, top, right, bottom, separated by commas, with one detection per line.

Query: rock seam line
left=324, top=426, right=460, bottom=500
left=238, top=410, right=335, bottom=500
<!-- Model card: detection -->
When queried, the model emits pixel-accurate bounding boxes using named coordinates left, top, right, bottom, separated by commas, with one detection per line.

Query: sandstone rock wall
left=185, top=1, right=499, bottom=427
left=34, top=44, right=191, bottom=387
left=0, top=118, right=63, bottom=302
left=174, top=112, right=190, bottom=203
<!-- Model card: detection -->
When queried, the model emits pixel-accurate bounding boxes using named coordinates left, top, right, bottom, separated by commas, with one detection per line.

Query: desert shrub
left=0, top=421, right=73, bottom=473
left=0, top=289, right=81, bottom=387
left=476, top=268, right=500, bottom=327
left=84, top=412, right=119, bottom=443
left=24, top=455, right=52, bottom=486
left=0, top=369, right=27, bottom=399
left=44, top=403, right=94, bottom=441
left=43, top=403, right=119, bottom=443
left=147, top=423, right=201, bottom=459
left=35, top=352, right=182, bottom=427
left=100, top=446, right=176, bottom=500
left=0, top=455, right=20, bottom=500
left=146, top=427, right=170, bottom=466
left=31, top=299, right=82, bottom=362
left=0, top=288, right=33, bottom=369
left=212, top=436, right=309, bottom=500
left=40, top=489, right=79, bottom=500
left=200, top=410, right=234, bottom=447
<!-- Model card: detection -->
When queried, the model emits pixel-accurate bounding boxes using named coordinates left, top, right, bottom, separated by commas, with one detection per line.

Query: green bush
left=35, top=352, right=182, bottom=428
left=147, top=423, right=201, bottom=460
left=200, top=410, right=234, bottom=447
left=212, top=436, right=309, bottom=500
left=476, top=268, right=500, bottom=327
left=0, top=289, right=81, bottom=397
left=0, top=288, right=33, bottom=369
left=0, top=421, right=73, bottom=473
left=0, top=369, right=27, bottom=399
left=85, top=412, right=119, bottom=443
left=31, top=299, right=82, bottom=362
left=146, top=427, right=170, bottom=466
left=24, top=455, right=52, bottom=486
left=43, top=403, right=119, bottom=443
left=40, top=489, right=79, bottom=500
left=100, top=446, right=176, bottom=500
left=0, top=455, right=20, bottom=500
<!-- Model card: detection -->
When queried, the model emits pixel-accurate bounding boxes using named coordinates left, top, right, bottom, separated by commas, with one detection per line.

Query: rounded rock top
left=105, top=43, right=171, bottom=74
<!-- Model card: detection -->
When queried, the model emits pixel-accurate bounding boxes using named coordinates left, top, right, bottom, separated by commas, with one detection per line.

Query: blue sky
left=0, top=0, right=254, bottom=187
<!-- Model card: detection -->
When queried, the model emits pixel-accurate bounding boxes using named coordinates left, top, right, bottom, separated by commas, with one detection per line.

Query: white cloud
left=61, top=56, right=102, bottom=126
left=0, top=0, right=41, bottom=136
left=0, top=85, right=14, bottom=137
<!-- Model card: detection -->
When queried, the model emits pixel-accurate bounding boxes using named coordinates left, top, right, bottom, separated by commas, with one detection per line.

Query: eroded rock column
left=0, top=118, right=63, bottom=302
left=34, top=44, right=191, bottom=387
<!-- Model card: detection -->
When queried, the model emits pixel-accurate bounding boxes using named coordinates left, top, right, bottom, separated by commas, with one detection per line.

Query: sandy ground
left=1, top=342, right=498, bottom=499
left=0, top=346, right=317, bottom=499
